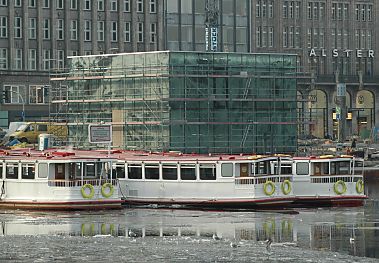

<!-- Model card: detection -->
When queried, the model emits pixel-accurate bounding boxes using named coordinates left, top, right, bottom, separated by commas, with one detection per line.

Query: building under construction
left=50, top=51, right=298, bottom=154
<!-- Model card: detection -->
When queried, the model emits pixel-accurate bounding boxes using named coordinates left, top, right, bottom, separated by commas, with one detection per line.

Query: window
left=295, top=2, right=300, bottom=19
left=84, top=20, right=91, bottom=41
left=43, top=19, right=50, bottom=39
left=150, top=0, right=156, bottom=13
left=0, top=48, right=7, bottom=69
left=0, top=16, right=7, bottom=38
left=221, top=163, right=233, bottom=177
left=332, top=3, right=337, bottom=20
left=283, top=2, right=288, bottom=18
left=262, top=26, right=267, bottom=47
left=367, top=5, right=372, bottom=21
left=15, top=0, right=21, bottom=7
left=97, top=21, right=104, bottom=41
left=361, top=5, right=366, bottom=21
left=57, top=19, right=64, bottom=40
left=124, top=22, right=130, bottom=42
left=319, top=2, right=324, bottom=19
left=124, top=0, right=130, bottom=12
left=199, top=164, right=216, bottom=180
left=6, top=163, right=18, bottom=179
left=289, top=1, right=294, bottom=18
left=84, top=0, right=91, bottom=10
left=137, top=22, right=144, bottom=42
left=43, top=0, right=50, bottom=8
left=110, top=0, right=117, bottom=11
left=150, top=23, right=156, bottom=43
left=57, top=50, right=64, bottom=69
left=295, top=27, right=300, bottom=48
left=268, top=1, right=273, bottom=18
left=30, top=85, right=49, bottom=104
left=28, top=18, right=36, bottom=39
left=70, top=0, right=77, bottom=9
left=15, top=49, right=22, bottom=70
left=313, top=2, right=318, bottom=20
left=307, top=28, right=312, bottom=48
left=262, top=0, right=266, bottom=17
left=307, top=2, right=312, bottom=19
left=84, top=50, right=91, bottom=55
left=180, top=164, right=196, bottom=180
left=296, top=162, right=309, bottom=175
left=283, top=27, right=288, bottom=47
left=98, top=0, right=104, bottom=11
left=137, top=0, right=143, bottom=12
left=111, top=21, right=117, bottom=42
left=343, top=4, right=348, bottom=20
left=112, top=163, right=125, bottom=179
left=162, top=164, right=177, bottom=180
left=319, top=28, right=324, bottom=48
left=337, top=3, right=342, bottom=20
left=355, top=4, right=360, bottom=21
left=29, top=0, right=36, bottom=7
left=127, top=164, right=142, bottom=179
left=3, top=85, right=26, bottom=104
left=0, top=0, right=7, bottom=6
left=256, top=0, right=261, bottom=17
left=22, top=163, right=35, bottom=179
left=72, top=51, right=78, bottom=56
left=28, top=49, right=36, bottom=70
left=256, top=26, right=261, bottom=47
left=70, top=20, right=78, bottom=40
left=57, top=0, right=64, bottom=9
left=289, top=26, right=294, bottom=47
left=145, top=164, right=159, bottom=180
left=14, top=17, right=22, bottom=38
left=42, top=49, right=51, bottom=70
left=268, top=27, right=273, bottom=47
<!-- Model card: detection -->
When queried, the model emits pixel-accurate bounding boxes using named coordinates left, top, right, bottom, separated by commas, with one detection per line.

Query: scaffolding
left=50, top=51, right=299, bottom=154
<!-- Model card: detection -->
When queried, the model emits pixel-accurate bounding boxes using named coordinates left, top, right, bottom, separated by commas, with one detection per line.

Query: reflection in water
left=0, top=206, right=378, bottom=260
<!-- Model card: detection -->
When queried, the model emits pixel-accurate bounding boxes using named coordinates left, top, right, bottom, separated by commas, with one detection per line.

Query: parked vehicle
left=8, top=122, right=68, bottom=144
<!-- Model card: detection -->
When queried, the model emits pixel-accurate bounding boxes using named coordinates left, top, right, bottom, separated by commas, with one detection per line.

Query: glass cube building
left=51, top=51, right=298, bottom=154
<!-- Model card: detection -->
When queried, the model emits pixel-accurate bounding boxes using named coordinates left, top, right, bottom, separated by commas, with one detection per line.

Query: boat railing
left=310, top=175, right=363, bottom=184
left=48, top=179, right=118, bottom=187
left=235, top=175, right=292, bottom=185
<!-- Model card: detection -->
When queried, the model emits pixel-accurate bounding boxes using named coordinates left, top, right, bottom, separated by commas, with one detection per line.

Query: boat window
left=6, top=163, right=18, bottom=179
left=296, top=162, right=309, bottom=175
left=180, top=164, right=196, bottom=180
left=38, top=163, right=48, bottom=178
left=322, top=163, right=329, bottom=175
left=331, top=161, right=350, bottom=175
left=145, top=163, right=159, bottom=180
left=0, top=163, right=3, bottom=179
left=281, top=164, right=292, bottom=175
left=128, top=164, right=142, bottom=179
left=221, top=163, right=233, bottom=177
left=69, top=163, right=82, bottom=179
left=162, top=164, right=177, bottom=180
left=84, top=163, right=96, bottom=178
left=21, top=163, right=35, bottom=179
left=255, top=161, right=268, bottom=175
left=200, top=164, right=216, bottom=180
left=55, top=163, right=66, bottom=180
left=113, top=163, right=125, bottom=179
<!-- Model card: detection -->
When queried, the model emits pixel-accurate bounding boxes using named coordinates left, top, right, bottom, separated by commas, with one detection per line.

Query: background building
left=51, top=51, right=298, bottom=154
left=0, top=0, right=378, bottom=142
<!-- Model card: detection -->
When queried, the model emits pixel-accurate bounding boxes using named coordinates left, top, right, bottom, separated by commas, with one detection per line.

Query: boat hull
left=293, top=195, right=367, bottom=207
left=0, top=199, right=123, bottom=210
left=122, top=197, right=295, bottom=209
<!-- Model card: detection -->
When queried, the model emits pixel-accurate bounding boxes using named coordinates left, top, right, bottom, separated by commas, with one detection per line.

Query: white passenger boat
left=0, top=149, right=122, bottom=210
left=114, top=151, right=296, bottom=208
left=292, top=155, right=367, bottom=207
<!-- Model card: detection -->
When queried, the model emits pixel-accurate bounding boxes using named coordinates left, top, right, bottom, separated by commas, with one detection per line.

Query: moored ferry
left=291, top=155, right=367, bottom=207
left=0, top=149, right=122, bottom=210
left=114, top=151, right=296, bottom=208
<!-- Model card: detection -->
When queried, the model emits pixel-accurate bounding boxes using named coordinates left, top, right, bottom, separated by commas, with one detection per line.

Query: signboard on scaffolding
left=210, top=27, right=218, bottom=51
left=88, top=124, right=112, bottom=143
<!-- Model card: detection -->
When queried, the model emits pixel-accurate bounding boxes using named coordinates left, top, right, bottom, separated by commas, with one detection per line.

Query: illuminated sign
left=210, top=27, right=217, bottom=51
left=205, top=27, right=209, bottom=51
left=309, top=49, right=374, bottom=58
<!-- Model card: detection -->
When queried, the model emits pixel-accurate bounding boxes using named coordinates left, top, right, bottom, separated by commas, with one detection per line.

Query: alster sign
left=309, top=49, right=374, bottom=58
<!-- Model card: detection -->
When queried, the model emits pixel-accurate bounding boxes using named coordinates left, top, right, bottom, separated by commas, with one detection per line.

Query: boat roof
left=0, top=148, right=363, bottom=163
left=0, top=148, right=292, bottom=163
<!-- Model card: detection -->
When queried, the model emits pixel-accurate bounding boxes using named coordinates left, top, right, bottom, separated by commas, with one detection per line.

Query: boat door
left=240, top=163, right=249, bottom=177
left=55, top=163, right=65, bottom=180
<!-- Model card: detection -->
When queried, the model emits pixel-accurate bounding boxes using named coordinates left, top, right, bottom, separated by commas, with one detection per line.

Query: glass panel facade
left=51, top=51, right=297, bottom=154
